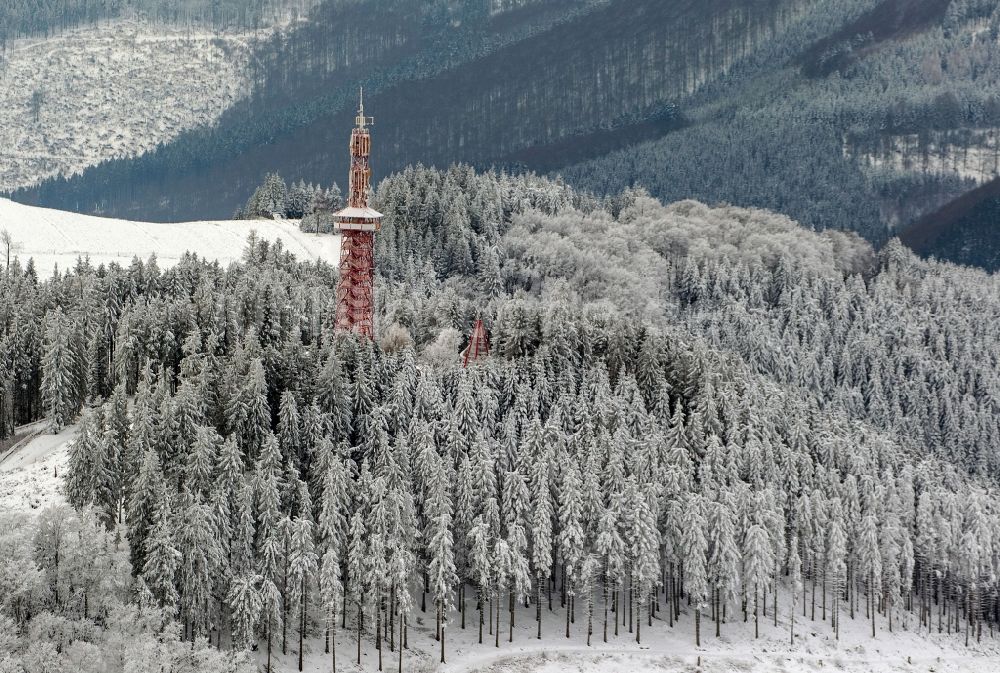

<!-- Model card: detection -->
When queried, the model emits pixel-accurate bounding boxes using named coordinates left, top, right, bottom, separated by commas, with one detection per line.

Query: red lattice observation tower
left=332, top=90, right=383, bottom=339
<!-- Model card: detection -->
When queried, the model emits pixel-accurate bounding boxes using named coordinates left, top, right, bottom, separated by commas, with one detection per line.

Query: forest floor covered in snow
left=0, top=198, right=340, bottom=273
left=267, top=591, right=1000, bottom=673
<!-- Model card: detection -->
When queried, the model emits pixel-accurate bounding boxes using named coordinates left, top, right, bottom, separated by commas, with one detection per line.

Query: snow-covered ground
left=0, top=197, right=340, bottom=273
left=0, top=420, right=71, bottom=512
left=271, top=590, right=1000, bottom=673
left=848, top=129, right=1000, bottom=185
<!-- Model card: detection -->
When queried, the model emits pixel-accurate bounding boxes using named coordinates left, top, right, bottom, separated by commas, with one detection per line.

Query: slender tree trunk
left=696, top=607, right=701, bottom=647
left=754, top=585, right=760, bottom=639
left=537, top=578, right=543, bottom=639
left=790, top=597, right=795, bottom=646
left=614, top=587, right=621, bottom=638
left=357, top=603, right=363, bottom=665
left=834, top=592, right=839, bottom=641
left=870, top=572, right=876, bottom=639
left=774, top=575, right=778, bottom=628
left=398, top=614, right=404, bottom=673
left=267, top=622, right=273, bottom=673
left=440, top=626, right=446, bottom=664
left=509, top=591, right=514, bottom=642
left=283, top=549, right=290, bottom=655
left=716, top=588, right=721, bottom=638
left=299, top=580, right=307, bottom=672
left=566, top=587, right=571, bottom=638
left=603, top=581, right=608, bottom=643
left=587, top=596, right=593, bottom=646
left=811, top=560, right=816, bottom=621
left=377, top=595, right=383, bottom=672
left=635, top=588, right=641, bottom=644
left=390, top=587, right=396, bottom=652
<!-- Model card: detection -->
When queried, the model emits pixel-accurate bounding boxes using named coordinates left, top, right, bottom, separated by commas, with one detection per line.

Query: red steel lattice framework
left=462, top=318, right=489, bottom=367
left=332, top=90, right=383, bottom=339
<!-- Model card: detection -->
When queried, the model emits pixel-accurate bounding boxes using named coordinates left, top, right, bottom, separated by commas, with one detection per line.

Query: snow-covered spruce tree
left=859, top=513, right=883, bottom=638
left=682, top=495, right=709, bottom=646
left=708, top=499, right=740, bottom=638
left=743, top=523, right=773, bottom=639
left=789, top=534, right=803, bottom=645
left=319, top=543, right=344, bottom=673
left=228, top=572, right=264, bottom=652
left=596, top=500, right=624, bottom=642
left=557, top=455, right=585, bottom=639
left=426, top=450, right=457, bottom=661
left=288, top=509, right=318, bottom=672
left=142, top=497, right=181, bottom=613
left=41, top=308, right=80, bottom=432
left=528, top=426, right=554, bottom=640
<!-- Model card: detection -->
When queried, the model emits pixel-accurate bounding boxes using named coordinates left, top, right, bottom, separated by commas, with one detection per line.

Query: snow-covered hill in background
left=0, top=197, right=339, bottom=273
left=0, top=19, right=268, bottom=192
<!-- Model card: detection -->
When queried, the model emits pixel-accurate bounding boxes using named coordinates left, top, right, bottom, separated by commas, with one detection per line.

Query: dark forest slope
left=12, top=0, right=828, bottom=221
left=10, top=0, right=1000, bottom=267
left=901, top=176, right=1000, bottom=270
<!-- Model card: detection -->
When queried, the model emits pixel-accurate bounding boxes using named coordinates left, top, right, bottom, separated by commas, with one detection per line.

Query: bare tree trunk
left=357, top=603, right=362, bottom=665
left=479, top=590, right=484, bottom=644
left=603, top=581, right=608, bottom=643
left=537, top=578, right=543, bottom=639
left=267, top=622, right=273, bottom=673
left=377, top=595, right=383, bottom=672
left=398, top=614, right=404, bottom=673
left=509, top=591, right=514, bottom=642
left=870, top=572, right=876, bottom=639
left=754, top=585, right=760, bottom=639
left=299, top=579, right=307, bottom=672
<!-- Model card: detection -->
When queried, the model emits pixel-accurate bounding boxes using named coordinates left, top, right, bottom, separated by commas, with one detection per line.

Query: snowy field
left=0, top=197, right=340, bottom=273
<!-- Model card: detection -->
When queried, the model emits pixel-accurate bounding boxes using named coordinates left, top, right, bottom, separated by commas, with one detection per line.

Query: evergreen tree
left=41, top=308, right=78, bottom=432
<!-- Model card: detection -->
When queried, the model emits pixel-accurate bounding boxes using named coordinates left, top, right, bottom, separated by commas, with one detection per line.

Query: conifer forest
left=2, top=166, right=1000, bottom=672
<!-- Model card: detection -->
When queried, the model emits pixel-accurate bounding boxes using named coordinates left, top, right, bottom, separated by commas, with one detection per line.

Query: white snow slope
left=0, top=420, right=71, bottom=513
left=0, top=19, right=261, bottom=192
left=0, top=197, right=340, bottom=273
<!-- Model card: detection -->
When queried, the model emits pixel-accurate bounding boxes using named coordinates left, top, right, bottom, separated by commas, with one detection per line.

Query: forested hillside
left=0, top=0, right=319, bottom=45
left=12, top=0, right=1000, bottom=266
left=2, top=168, right=1000, bottom=671
left=0, top=21, right=257, bottom=192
